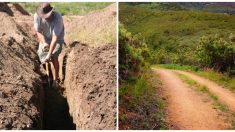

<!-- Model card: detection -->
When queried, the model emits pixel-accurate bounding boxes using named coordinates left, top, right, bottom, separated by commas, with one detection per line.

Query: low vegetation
left=20, top=2, right=112, bottom=15
left=120, top=3, right=235, bottom=74
left=119, top=3, right=235, bottom=129
left=119, top=70, right=167, bottom=130
left=119, top=23, right=167, bottom=130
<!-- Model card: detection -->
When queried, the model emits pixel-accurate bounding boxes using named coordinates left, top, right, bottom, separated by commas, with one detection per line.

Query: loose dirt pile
left=65, top=3, right=116, bottom=46
left=63, top=43, right=116, bottom=130
left=0, top=4, right=44, bottom=130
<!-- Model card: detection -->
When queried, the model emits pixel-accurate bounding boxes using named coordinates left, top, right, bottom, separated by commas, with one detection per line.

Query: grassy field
left=19, top=2, right=112, bottom=16
left=156, top=64, right=235, bottom=91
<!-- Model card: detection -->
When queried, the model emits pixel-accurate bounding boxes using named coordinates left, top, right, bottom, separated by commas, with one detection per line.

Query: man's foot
left=52, top=80, right=59, bottom=88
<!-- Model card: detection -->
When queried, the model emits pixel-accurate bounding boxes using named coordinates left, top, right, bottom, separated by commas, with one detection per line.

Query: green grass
left=157, top=64, right=200, bottom=72
left=133, top=76, right=148, bottom=98
left=232, top=120, right=235, bottom=129
left=196, top=70, right=235, bottom=91
left=156, top=64, right=235, bottom=91
left=19, top=2, right=112, bottom=16
left=119, top=75, right=148, bottom=99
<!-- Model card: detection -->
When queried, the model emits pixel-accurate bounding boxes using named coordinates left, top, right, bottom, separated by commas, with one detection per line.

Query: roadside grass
left=19, top=2, right=112, bottom=16
left=176, top=73, right=235, bottom=129
left=196, top=69, right=235, bottom=91
left=156, top=64, right=235, bottom=91
left=232, top=120, right=235, bottom=129
left=119, top=69, right=168, bottom=130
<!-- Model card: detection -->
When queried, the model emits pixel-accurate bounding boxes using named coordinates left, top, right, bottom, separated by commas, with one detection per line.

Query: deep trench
left=40, top=54, right=76, bottom=130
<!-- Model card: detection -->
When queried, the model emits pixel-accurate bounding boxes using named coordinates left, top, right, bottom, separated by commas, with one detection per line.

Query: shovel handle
left=45, top=62, right=51, bottom=88
left=46, top=63, right=49, bottom=76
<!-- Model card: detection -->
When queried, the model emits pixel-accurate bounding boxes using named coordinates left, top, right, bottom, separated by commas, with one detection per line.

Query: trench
left=40, top=54, right=76, bottom=130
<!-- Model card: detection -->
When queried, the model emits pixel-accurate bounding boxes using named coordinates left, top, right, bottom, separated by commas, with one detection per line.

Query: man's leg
left=50, top=43, right=62, bottom=88
left=50, top=57, right=59, bottom=81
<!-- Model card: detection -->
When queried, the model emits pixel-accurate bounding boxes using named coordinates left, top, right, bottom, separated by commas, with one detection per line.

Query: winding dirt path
left=153, top=68, right=229, bottom=130
left=175, top=70, right=235, bottom=111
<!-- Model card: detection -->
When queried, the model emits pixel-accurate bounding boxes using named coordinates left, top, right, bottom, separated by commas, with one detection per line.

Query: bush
left=196, top=35, right=234, bottom=72
left=119, top=23, right=151, bottom=81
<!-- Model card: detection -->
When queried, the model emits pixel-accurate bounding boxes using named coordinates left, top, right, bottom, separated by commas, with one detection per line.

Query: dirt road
left=153, top=68, right=230, bottom=130
left=175, top=70, right=235, bottom=111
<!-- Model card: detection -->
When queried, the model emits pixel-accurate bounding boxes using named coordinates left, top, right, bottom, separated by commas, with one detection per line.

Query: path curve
left=153, top=68, right=229, bottom=130
left=175, top=70, right=235, bottom=111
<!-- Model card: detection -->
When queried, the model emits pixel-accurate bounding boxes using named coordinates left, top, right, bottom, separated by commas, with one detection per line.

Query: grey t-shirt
left=34, top=11, right=64, bottom=44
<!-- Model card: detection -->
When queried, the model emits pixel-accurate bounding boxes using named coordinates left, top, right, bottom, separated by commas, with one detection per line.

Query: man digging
left=34, top=3, right=64, bottom=88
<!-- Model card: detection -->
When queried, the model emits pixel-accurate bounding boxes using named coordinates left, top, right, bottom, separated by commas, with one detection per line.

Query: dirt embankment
left=0, top=3, right=44, bottom=129
left=64, top=3, right=116, bottom=46
left=60, top=3, right=117, bottom=129
left=62, top=43, right=116, bottom=129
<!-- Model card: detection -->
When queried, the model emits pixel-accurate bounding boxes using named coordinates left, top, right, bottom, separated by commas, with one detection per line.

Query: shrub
left=196, top=35, right=234, bottom=72
left=119, top=23, right=151, bottom=81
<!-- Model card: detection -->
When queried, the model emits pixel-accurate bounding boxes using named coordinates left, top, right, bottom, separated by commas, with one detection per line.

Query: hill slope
left=119, top=3, right=235, bottom=65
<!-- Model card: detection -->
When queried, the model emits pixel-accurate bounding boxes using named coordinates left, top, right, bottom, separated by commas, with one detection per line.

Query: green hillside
left=119, top=3, right=235, bottom=71
left=120, top=3, right=235, bottom=45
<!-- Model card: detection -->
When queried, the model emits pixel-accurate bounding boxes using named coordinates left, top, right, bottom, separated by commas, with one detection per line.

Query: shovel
left=45, top=62, right=51, bottom=88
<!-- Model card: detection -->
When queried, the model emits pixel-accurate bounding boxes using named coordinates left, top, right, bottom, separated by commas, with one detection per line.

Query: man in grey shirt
left=34, top=3, right=64, bottom=88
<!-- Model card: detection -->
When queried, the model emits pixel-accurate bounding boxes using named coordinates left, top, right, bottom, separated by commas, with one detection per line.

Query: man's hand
left=43, top=42, right=50, bottom=52
left=43, top=53, right=52, bottom=63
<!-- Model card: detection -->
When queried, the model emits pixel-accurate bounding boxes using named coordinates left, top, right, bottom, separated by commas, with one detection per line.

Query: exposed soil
left=175, top=70, right=235, bottom=111
left=0, top=4, right=43, bottom=129
left=62, top=42, right=116, bottom=129
left=0, top=3, right=116, bottom=130
left=65, top=3, right=116, bottom=46
left=153, top=68, right=230, bottom=130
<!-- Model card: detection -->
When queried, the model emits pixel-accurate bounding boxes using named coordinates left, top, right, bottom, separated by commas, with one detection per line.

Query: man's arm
left=48, top=35, right=58, bottom=55
left=48, top=13, right=63, bottom=55
left=34, top=13, right=49, bottom=46
left=36, top=31, right=47, bottom=44
left=43, top=35, right=57, bottom=62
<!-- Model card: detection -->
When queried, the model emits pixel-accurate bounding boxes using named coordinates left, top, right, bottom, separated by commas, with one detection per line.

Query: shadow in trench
left=43, top=83, right=76, bottom=130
